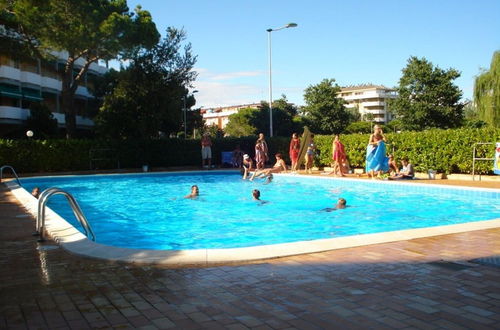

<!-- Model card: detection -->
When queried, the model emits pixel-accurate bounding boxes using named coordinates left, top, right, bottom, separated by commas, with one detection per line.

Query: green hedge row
left=0, top=127, right=498, bottom=174
left=313, top=127, right=499, bottom=174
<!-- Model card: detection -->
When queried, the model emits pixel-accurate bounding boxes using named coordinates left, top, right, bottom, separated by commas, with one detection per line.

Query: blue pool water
left=21, top=171, right=500, bottom=250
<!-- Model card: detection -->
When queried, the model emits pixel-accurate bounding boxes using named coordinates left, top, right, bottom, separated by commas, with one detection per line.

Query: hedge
left=0, top=127, right=498, bottom=174
left=313, top=127, right=499, bottom=174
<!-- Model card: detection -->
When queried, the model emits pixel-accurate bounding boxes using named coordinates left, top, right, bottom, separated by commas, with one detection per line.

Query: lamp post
left=183, top=90, right=198, bottom=138
left=267, top=22, right=297, bottom=137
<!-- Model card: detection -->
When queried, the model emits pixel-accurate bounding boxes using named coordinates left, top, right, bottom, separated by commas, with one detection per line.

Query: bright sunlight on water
left=22, top=171, right=500, bottom=250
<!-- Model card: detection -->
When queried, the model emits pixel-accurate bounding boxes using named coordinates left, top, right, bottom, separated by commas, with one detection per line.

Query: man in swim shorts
left=201, top=133, right=212, bottom=169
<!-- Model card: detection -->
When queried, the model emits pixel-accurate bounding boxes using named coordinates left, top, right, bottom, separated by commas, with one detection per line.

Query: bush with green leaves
left=0, top=127, right=498, bottom=174
left=313, top=127, right=499, bottom=174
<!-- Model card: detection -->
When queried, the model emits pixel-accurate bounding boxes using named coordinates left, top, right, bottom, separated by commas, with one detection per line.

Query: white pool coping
left=6, top=176, right=500, bottom=266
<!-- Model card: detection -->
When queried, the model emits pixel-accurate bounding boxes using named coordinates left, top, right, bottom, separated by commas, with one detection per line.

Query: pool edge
left=7, top=180, right=500, bottom=266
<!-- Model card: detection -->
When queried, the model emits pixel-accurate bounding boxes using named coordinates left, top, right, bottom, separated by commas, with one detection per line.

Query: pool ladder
left=1, top=165, right=95, bottom=242
left=35, top=188, right=96, bottom=242
left=0, top=165, right=21, bottom=185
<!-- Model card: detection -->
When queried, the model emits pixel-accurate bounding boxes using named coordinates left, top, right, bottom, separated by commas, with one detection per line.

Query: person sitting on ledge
left=389, top=158, right=414, bottom=180
left=250, top=153, right=287, bottom=181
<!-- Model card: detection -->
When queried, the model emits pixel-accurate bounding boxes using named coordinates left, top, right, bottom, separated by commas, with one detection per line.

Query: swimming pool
left=19, top=171, right=500, bottom=253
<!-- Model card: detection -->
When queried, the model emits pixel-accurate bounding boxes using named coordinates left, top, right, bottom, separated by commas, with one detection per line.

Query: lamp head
left=286, top=23, right=298, bottom=28
left=26, top=130, right=34, bottom=138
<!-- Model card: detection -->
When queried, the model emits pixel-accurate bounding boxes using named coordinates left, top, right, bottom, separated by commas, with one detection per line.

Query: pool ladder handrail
left=471, top=142, right=495, bottom=181
left=0, top=165, right=21, bottom=186
left=35, top=187, right=96, bottom=242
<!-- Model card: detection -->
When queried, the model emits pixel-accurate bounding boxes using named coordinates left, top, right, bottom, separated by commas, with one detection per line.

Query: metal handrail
left=36, top=187, right=96, bottom=242
left=472, top=142, right=495, bottom=181
left=0, top=165, right=21, bottom=186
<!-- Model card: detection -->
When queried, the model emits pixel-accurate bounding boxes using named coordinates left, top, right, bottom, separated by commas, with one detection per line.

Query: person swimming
left=252, top=189, right=268, bottom=204
left=184, top=185, right=199, bottom=199
left=31, top=187, right=40, bottom=199
left=321, top=197, right=347, bottom=212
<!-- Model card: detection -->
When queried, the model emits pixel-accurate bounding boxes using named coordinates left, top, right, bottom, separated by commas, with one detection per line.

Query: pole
left=267, top=29, right=273, bottom=137
left=183, top=96, right=187, bottom=138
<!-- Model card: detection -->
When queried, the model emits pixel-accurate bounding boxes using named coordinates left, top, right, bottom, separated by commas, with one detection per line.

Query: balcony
left=20, top=71, right=42, bottom=86
left=75, top=85, right=92, bottom=98
left=0, top=106, right=29, bottom=122
left=362, top=109, right=386, bottom=115
left=0, top=65, right=21, bottom=81
left=42, top=76, right=62, bottom=91
left=0, top=105, right=94, bottom=127
left=362, top=101, right=385, bottom=107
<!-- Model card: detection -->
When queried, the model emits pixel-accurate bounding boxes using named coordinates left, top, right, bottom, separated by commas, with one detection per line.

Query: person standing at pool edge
left=257, top=133, right=269, bottom=164
left=201, top=133, right=212, bottom=169
left=332, top=134, right=347, bottom=176
left=289, top=132, right=300, bottom=172
left=365, top=125, right=389, bottom=179
left=305, top=134, right=316, bottom=174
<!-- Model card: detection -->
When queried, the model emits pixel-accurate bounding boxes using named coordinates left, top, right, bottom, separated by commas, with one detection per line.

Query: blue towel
left=366, top=141, right=389, bottom=173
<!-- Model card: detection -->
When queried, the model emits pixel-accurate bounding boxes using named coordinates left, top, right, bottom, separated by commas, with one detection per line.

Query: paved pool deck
left=1, top=176, right=500, bottom=329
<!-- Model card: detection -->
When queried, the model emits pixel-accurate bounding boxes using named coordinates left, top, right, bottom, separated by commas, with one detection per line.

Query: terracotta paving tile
left=1, top=183, right=500, bottom=329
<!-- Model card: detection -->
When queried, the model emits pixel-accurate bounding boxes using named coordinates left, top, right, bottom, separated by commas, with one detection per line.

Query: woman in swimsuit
left=250, top=153, right=287, bottom=180
left=289, top=133, right=300, bottom=172
left=365, top=125, right=389, bottom=178
left=332, top=134, right=347, bottom=176
left=305, top=134, right=315, bottom=174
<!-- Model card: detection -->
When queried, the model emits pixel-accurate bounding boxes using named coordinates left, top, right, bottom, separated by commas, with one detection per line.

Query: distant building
left=201, top=103, right=262, bottom=129
left=339, top=85, right=397, bottom=123
left=0, top=51, right=106, bottom=135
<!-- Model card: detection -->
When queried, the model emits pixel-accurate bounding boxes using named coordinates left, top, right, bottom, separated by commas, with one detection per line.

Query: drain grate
left=428, top=260, right=474, bottom=271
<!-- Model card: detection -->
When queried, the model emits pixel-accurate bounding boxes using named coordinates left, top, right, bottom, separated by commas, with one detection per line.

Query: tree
left=224, top=96, right=299, bottom=137
left=2, top=0, right=160, bottom=138
left=224, top=107, right=259, bottom=137
left=25, top=103, right=59, bottom=138
left=185, top=107, right=205, bottom=139
left=344, top=121, right=372, bottom=134
left=474, top=51, right=500, bottom=127
left=302, top=78, right=350, bottom=134
left=390, top=56, right=464, bottom=130
left=94, top=28, right=197, bottom=139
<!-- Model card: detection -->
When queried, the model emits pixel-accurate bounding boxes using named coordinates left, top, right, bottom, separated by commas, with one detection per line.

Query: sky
left=127, top=0, right=500, bottom=109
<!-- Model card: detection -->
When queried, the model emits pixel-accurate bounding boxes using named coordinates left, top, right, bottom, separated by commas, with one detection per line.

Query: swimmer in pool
left=252, top=189, right=268, bottom=204
left=184, top=185, right=199, bottom=199
left=31, top=187, right=40, bottom=199
left=321, top=197, right=347, bottom=212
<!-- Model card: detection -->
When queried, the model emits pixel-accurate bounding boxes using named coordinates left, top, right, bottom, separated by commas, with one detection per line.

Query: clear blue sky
left=128, top=0, right=500, bottom=108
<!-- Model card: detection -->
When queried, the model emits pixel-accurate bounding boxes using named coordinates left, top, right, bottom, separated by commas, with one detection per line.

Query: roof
left=340, top=84, right=394, bottom=92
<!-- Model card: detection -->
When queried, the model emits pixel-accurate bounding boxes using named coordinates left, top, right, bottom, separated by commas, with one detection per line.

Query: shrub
left=313, top=127, right=499, bottom=174
left=0, top=127, right=498, bottom=174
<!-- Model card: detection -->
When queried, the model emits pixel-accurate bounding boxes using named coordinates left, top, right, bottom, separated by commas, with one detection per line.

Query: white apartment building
left=0, top=51, right=107, bottom=135
left=339, top=85, right=397, bottom=123
left=202, top=103, right=261, bottom=129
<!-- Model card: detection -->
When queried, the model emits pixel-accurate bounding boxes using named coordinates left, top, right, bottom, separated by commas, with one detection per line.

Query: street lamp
left=267, top=22, right=297, bottom=137
left=183, top=90, right=198, bottom=138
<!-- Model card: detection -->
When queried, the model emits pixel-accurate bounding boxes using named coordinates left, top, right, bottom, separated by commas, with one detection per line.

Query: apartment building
left=0, top=52, right=107, bottom=135
left=201, top=103, right=262, bottom=129
left=339, top=85, right=397, bottom=123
